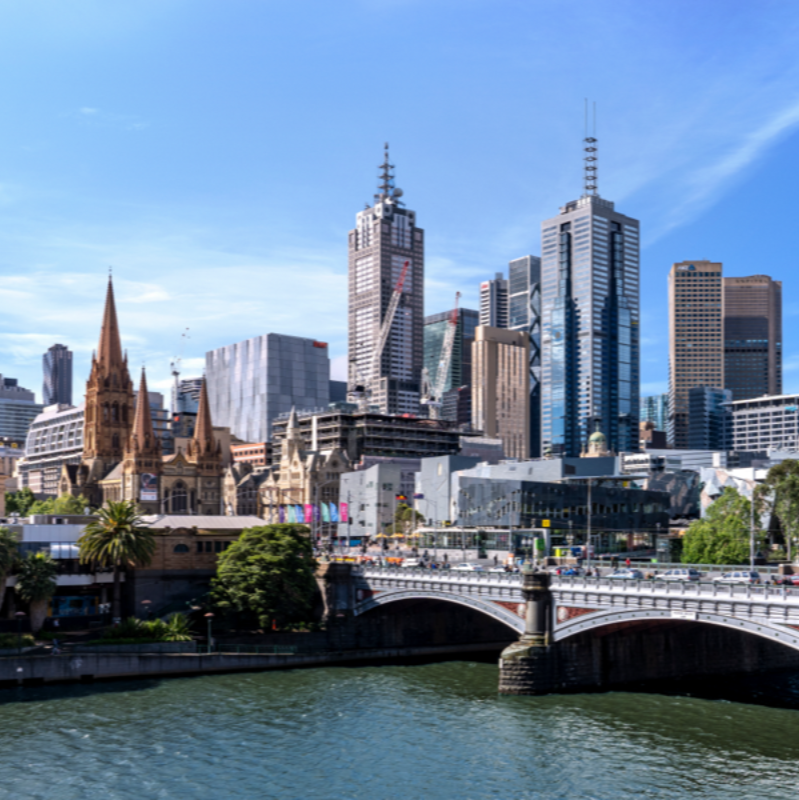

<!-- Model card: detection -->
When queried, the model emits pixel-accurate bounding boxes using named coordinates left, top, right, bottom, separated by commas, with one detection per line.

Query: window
left=173, top=544, right=189, bottom=553
left=205, top=541, right=213, bottom=553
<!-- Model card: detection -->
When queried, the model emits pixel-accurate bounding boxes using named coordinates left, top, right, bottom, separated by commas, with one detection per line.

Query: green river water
left=1, top=662, right=799, bottom=799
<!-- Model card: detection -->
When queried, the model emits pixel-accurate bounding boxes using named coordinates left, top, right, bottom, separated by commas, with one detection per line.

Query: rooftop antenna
left=583, top=99, right=598, bottom=197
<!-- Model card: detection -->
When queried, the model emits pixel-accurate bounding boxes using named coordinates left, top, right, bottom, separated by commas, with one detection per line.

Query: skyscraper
left=347, top=144, right=424, bottom=414
left=472, top=326, right=530, bottom=459
left=508, top=255, right=542, bottom=457
left=206, top=334, right=330, bottom=443
left=640, top=393, right=669, bottom=432
left=540, top=140, right=640, bottom=457
left=667, top=260, right=724, bottom=449
left=723, top=275, right=782, bottom=401
left=423, top=307, right=479, bottom=423
left=43, top=344, right=72, bottom=406
left=479, top=273, right=508, bottom=328
left=687, top=386, right=732, bottom=451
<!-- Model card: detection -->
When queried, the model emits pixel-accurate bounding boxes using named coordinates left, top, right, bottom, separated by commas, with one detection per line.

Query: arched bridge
left=349, top=566, right=799, bottom=694
left=355, top=566, right=799, bottom=650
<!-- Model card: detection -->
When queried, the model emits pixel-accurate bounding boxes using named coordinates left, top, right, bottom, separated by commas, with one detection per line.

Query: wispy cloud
left=69, top=106, right=150, bottom=132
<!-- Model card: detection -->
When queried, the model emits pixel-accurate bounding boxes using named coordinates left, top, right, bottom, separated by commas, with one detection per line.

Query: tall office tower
left=0, top=375, right=44, bottom=446
left=723, top=275, right=782, bottom=401
left=508, top=255, right=542, bottom=457
left=667, top=260, right=724, bottom=449
left=687, top=386, right=732, bottom=451
left=479, top=273, right=508, bottom=328
left=206, top=334, right=330, bottom=442
left=640, top=393, right=669, bottom=431
left=423, top=307, right=479, bottom=422
left=540, top=140, right=640, bottom=457
left=173, top=377, right=204, bottom=415
left=472, top=326, right=530, bottom=460
left=42, top=344, right=72, bottom=406
left=347, top=145, right=424, bottom=414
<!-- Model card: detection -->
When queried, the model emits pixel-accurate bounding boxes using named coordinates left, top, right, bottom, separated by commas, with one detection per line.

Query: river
left=1, top=661, right=799, bottom=799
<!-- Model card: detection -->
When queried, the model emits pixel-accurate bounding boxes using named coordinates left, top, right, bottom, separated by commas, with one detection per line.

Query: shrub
left=0, top=633, right=35, bottom=649
left=101, top=614, right=193, bottom=643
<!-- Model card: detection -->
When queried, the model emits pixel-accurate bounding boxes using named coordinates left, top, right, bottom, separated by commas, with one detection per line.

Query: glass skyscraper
left=43, top=344, right=72, bottom=407
left=541, top=189, right=640, bottom=457
left=640, top=393, right=668, bottom=432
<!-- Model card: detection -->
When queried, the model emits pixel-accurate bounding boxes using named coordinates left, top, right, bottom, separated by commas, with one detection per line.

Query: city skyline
left=2, top=3, right=799, bottom=404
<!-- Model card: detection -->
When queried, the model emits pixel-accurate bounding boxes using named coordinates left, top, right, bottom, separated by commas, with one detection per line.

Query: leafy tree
left=78, top=500, right=156, bottom=619
left=682, top=486, right=765, bottom=565
left=5, top=487, right=36, bottom=516
left=759, top=460, right=799, bottom=561
left=212, top=524, right=317, bottom=630
left=27, top=494, right=90, bottom=516
left=0, top=527, right=19, bottom=607
left=15, top=552, right=58, bottom=632
left=384, top=502, right=425, bottom=536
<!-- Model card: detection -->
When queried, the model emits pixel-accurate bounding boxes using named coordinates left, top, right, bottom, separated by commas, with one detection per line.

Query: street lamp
left=204, top=612, right=214, bottom=653
left=141, top=599, right=152, bottom=620
left=15, top=611, right=26, bottom=655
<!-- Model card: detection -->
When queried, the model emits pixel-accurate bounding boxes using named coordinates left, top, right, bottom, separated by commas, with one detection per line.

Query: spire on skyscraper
left=583, top=99, right=598, bottom=197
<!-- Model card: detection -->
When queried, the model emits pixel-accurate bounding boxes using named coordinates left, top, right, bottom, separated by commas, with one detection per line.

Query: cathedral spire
left=193, top=377, right=214, bottom=453
left=97, top=276, right=124, bottom=368
left=131, top=368, right=156, bottom=452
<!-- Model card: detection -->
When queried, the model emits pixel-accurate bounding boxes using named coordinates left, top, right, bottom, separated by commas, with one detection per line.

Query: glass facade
left=541, top=196, right=640, bottom=457
left=640, top=393, right=668, bottom=431
left=687, top=386, right=731, bottom=450
left=206, top=334, right=330, bottom=443
left=43, top=344, right=73, bottom=407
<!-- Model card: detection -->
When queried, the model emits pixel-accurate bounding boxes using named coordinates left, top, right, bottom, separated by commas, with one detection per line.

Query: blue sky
left=2, top=0, right=799, bottom=404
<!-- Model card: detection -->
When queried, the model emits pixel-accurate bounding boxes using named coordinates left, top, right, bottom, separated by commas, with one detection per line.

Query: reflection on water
left=1, top=663, right=798, bottom=799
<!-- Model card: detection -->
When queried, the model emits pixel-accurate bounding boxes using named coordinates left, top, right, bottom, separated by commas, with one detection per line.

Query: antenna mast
left=583, top=99, right=598, bottom=196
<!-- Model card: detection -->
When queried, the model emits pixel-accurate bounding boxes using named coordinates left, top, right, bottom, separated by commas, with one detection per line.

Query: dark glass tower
left=43, top=343, right=73, bottom=406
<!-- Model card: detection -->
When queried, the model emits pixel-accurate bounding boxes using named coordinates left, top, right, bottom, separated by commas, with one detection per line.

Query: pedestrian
left=625, top=557, right=631, bottom=568
left=494, top=555, right=498, bottom=566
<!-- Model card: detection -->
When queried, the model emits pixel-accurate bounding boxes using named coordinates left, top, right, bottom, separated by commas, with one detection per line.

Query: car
left=451, top=563, right=484, bottom=572
left=555, top=566, right=585, bottom=577
left=776, top=574, right=799, bottom=586
left=608, top=568, right=645, bottom=580
left=658, top=568, right=702, bottom=582
left=488, top=565, right=510, bottom=573
left=400, top=558, right=423, bottom=569
left=712, top=570, right=761, bottom=585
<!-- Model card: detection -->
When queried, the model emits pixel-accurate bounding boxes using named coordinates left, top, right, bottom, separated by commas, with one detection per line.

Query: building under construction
left=271, top=407, right=476, bottom=464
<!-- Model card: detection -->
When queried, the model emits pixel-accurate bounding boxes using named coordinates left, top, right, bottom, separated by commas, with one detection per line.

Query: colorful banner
left=278, top=506, right=285, bottom=523
left=330, top=503, right=338, bottom=523
left=321, top=503, right=330, bottom=523
left=339, top=502, right=348, bottom=523
left=303, top=505, right=313, bottom=524
left=287, top=505, right=296, bottom=523
left=312, top=504, right=319, bottom=523
left=140, top=473, right=158, bottom=502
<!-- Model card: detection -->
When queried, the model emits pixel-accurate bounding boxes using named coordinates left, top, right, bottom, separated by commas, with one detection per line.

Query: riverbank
left=0, top=641, right=509, bottom=689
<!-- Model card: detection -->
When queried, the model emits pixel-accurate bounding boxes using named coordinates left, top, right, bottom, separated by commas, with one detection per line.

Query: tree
left=212, top=524, right=317, bottom=630
left=5, top=487, right=36, bottom=516
left=15, top=552, right=58, bottom=632
left=681, top=486, right=765, bottom=565
left=78, top=500, right=156, bottom=619
left=0, top=527, right=19, bottom=610
left=27, top=494, right=91, bottom=516
left=759, top=460, right=799, bottom=562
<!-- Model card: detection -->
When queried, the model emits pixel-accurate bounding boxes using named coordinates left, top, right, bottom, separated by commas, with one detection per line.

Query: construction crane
left=352, top=260, right=410, bottom=412
left=169, top=328, right=190, bottom=413
left=421, top=291, right=460, bottom=419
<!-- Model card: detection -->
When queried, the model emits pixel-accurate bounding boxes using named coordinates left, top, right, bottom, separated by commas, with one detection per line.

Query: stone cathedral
left=60, top=278, right=223, bottom=514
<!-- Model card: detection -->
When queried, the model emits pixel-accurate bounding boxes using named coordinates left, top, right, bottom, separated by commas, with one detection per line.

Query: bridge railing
left=358, top=565, right=522, bottom=584
left=552, top=575, right=799, bottom=602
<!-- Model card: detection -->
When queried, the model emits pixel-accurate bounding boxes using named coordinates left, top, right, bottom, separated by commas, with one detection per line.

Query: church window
left=122, top=405, right=128, bottom=423
left=112, top=404, right=119, bottom=422
left=112, top=433, right=120, bottom=450
left=103, top=404, right=110, bottom=421
left=172, top=481, right=188, bottom=513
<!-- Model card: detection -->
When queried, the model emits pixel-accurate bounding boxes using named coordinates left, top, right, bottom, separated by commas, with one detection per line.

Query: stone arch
left=353, top=588, right=525, bottom=634
left=553, top=606, right=799, bottom=652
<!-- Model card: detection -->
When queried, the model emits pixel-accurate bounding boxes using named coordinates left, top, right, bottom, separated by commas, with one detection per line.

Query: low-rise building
left=729, top=393, right=799, bottom=452
left=231, top=442, right=272, bottom=467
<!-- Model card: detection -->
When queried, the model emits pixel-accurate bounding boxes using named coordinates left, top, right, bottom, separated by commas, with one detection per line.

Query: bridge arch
left=554, top=607, right=799, bottom=652
left=354, top=588, right=525, bottom=635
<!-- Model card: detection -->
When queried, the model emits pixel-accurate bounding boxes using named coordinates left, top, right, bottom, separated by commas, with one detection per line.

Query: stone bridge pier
left=499, top=568, right=799, bottom=695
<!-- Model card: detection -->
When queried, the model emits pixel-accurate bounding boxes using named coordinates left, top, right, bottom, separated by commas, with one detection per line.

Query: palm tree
left=0, top=527, right=19, bottom=611
left=78, top=500, right=156, bottom=619
left=15, top=552, right=58, bottom=632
